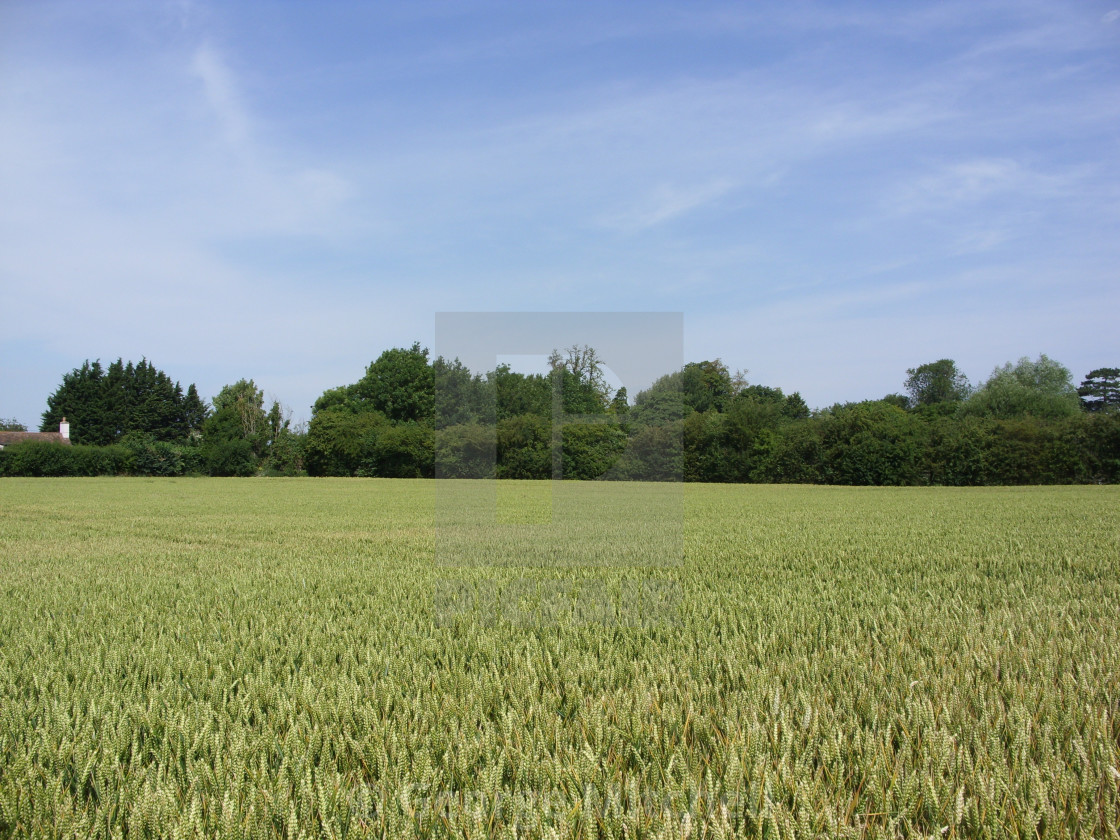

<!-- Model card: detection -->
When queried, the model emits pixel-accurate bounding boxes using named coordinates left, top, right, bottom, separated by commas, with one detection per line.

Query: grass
left=0, top=478, right=1118, bottom=838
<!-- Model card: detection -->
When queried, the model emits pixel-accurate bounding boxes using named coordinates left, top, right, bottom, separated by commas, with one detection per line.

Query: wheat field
left=0, top=478, right=1117, bottom=838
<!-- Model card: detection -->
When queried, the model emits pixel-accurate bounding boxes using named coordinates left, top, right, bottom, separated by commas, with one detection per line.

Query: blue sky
left=2, top=0, right=1118, bottom=428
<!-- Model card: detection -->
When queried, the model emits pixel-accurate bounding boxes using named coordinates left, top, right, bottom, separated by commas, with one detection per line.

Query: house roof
left=0, top=431, right=72, bottom=447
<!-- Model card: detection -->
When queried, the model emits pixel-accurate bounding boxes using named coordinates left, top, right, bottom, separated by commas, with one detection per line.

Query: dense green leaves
left=40, top=358, right=207, bottom=445
left=304, top=408, right=390, bottom=476
left=904, top=359, right=971, bottom=407
left=355, top=343, right=435, bottom=424
left=436, top=424, right=497, bottom=479
left=960, top=354, right=1080, bottom=420
left=201, top=380, right=302, bottom=476
left=495, top=415, right=550, bottom=479
left=1078, top=367, right=1120, bottom=412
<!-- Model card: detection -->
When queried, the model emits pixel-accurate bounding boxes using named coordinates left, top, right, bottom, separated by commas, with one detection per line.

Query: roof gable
left=0, top=431, right=71, bottom=447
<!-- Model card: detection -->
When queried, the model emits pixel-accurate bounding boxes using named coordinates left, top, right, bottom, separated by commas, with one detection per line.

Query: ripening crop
left=0, top=478, right=1117, bottom=838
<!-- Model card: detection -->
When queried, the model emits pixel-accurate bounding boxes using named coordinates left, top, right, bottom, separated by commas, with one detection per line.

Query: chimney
left=60, top=417, right=70, bottom=439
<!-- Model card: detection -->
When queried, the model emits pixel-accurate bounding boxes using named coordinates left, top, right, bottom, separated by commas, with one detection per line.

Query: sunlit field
left=1, top=479, right=1118, bottom=838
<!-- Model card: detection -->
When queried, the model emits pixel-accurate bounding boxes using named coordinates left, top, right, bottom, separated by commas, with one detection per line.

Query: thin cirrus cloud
left=886, top=158, right=1091, bottom=216
left=598, top=180, right=738, bottom=232
left=190, top=43, right=250, bottom=149
left=184, top=43, right=355, bottom=239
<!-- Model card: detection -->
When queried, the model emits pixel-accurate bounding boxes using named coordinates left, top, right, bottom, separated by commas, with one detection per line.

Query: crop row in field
left=1, top=479, right=1117, bottom=838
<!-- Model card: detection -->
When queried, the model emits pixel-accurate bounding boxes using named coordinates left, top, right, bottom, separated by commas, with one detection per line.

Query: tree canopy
left=904, top=359, right=971, bottom=407
left=41, top=358, right=208, bottom=445
left=1078, top=368, right=1120, bottom=413
left=959, top=354, right=1080, bottom=420
left=354, top=342, right=435, bottom=423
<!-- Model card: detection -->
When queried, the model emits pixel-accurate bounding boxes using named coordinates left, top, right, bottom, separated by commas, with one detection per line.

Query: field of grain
left=1, top=478, right=1118, bottom=838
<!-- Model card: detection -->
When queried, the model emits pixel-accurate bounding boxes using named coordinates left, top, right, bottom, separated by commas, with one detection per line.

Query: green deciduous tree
left=817, top=401, right=925, bottom=486
left=210, top=380, right=268, bottom=449
left=496, top=414, right=551, bottom=479
left=202, top=380, right=299, bottom=475
left=631, top=374, right=687, bottom=427
left=354, top=343, right=434, bottom=423
left=548, top=345, right=612, bottom=416
left=904, top=359, right=971, bottom=408
left=491, top=366, right=551, bottom=422
left=612, top=423, right=683, bottom=481
left=608, top=386, right=629, bottom=417
left=960, top=354, right=1080, bottom=420
left=304, top=408, right=389, bottom=477
left=681, top=360, right=734, bottom=414
left=435, top=424, right=496, bottom=478
left=549, top=345, right=611, bottom=410
left=559, top=422, right=627, bottom=480
left=434, top=357, right=490, bottom=428
left=364, top=423, right=434, bottom=478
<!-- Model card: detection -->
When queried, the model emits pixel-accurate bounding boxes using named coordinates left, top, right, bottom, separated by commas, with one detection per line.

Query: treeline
left=2, top=360, right=301, bottom=477
left=2, top=350, right=1118, bottom=484
left=301, top=349, right=1120, bottom=484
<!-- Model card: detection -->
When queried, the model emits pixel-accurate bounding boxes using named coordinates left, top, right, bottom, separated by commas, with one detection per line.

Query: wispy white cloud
left=598, top=179, right=736, bottom=232
left=887, top=158, right=1089, bottom=215
left=190, top=42, right=251, bottom=148
left=179, top=43, right=358, bottom=238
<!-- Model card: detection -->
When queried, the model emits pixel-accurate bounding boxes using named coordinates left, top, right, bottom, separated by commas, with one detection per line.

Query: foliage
left=263, top=420, right=305, bottom=476
left=434, top=357, right=490, bottom=428
left=817, top=401, right=925, bottom=486
left=203, top=381, right=303, bottom=476
left=0, top=437, right=211, bottom=477
left=355, top=343, right=435, bottom=424
left=558, top=422, right=628, bottom=480
left=41, top=358, right=208, bottom=445
left=303, top=408, right=389, bottom=477
left=629, top=387, right=687, bottom=427
left=782, top=390, right=810, bottom=420
left=1078, top=367, right=1120, bottom=413
left=607, top=386, right=629, bottom=420
left=960, top=354, right=1080, bottom=420
left=548, top=345, right=612, bottom=413
left=202, top=436, right=257, bottom=477
left=680, top=359, right=734, bottom=413
left=490, top=366, right=551, bottom=422
left=120, top=432, right=204, bottom=477
left=611, top=422, right=683, bottom=481
left=210, top=380, right=268, bottom=446
left=435, top=424, right=496, bottom=479
left=27, top=346, right=1118, bottom=484
left=312, top=385, right=357, bottom=416
left=1, top=480, right=1117, bottom=837
left=904, top=359, right=971, bottom=407
left=362, top=423, right=435, bottom=478
left=495, top=414, right=550, bottom=480
left=683, top=410, right=732, bottom=482
left=0, top=418, right=27, bottom=431
left=0, top=441, right=132, bottom=476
